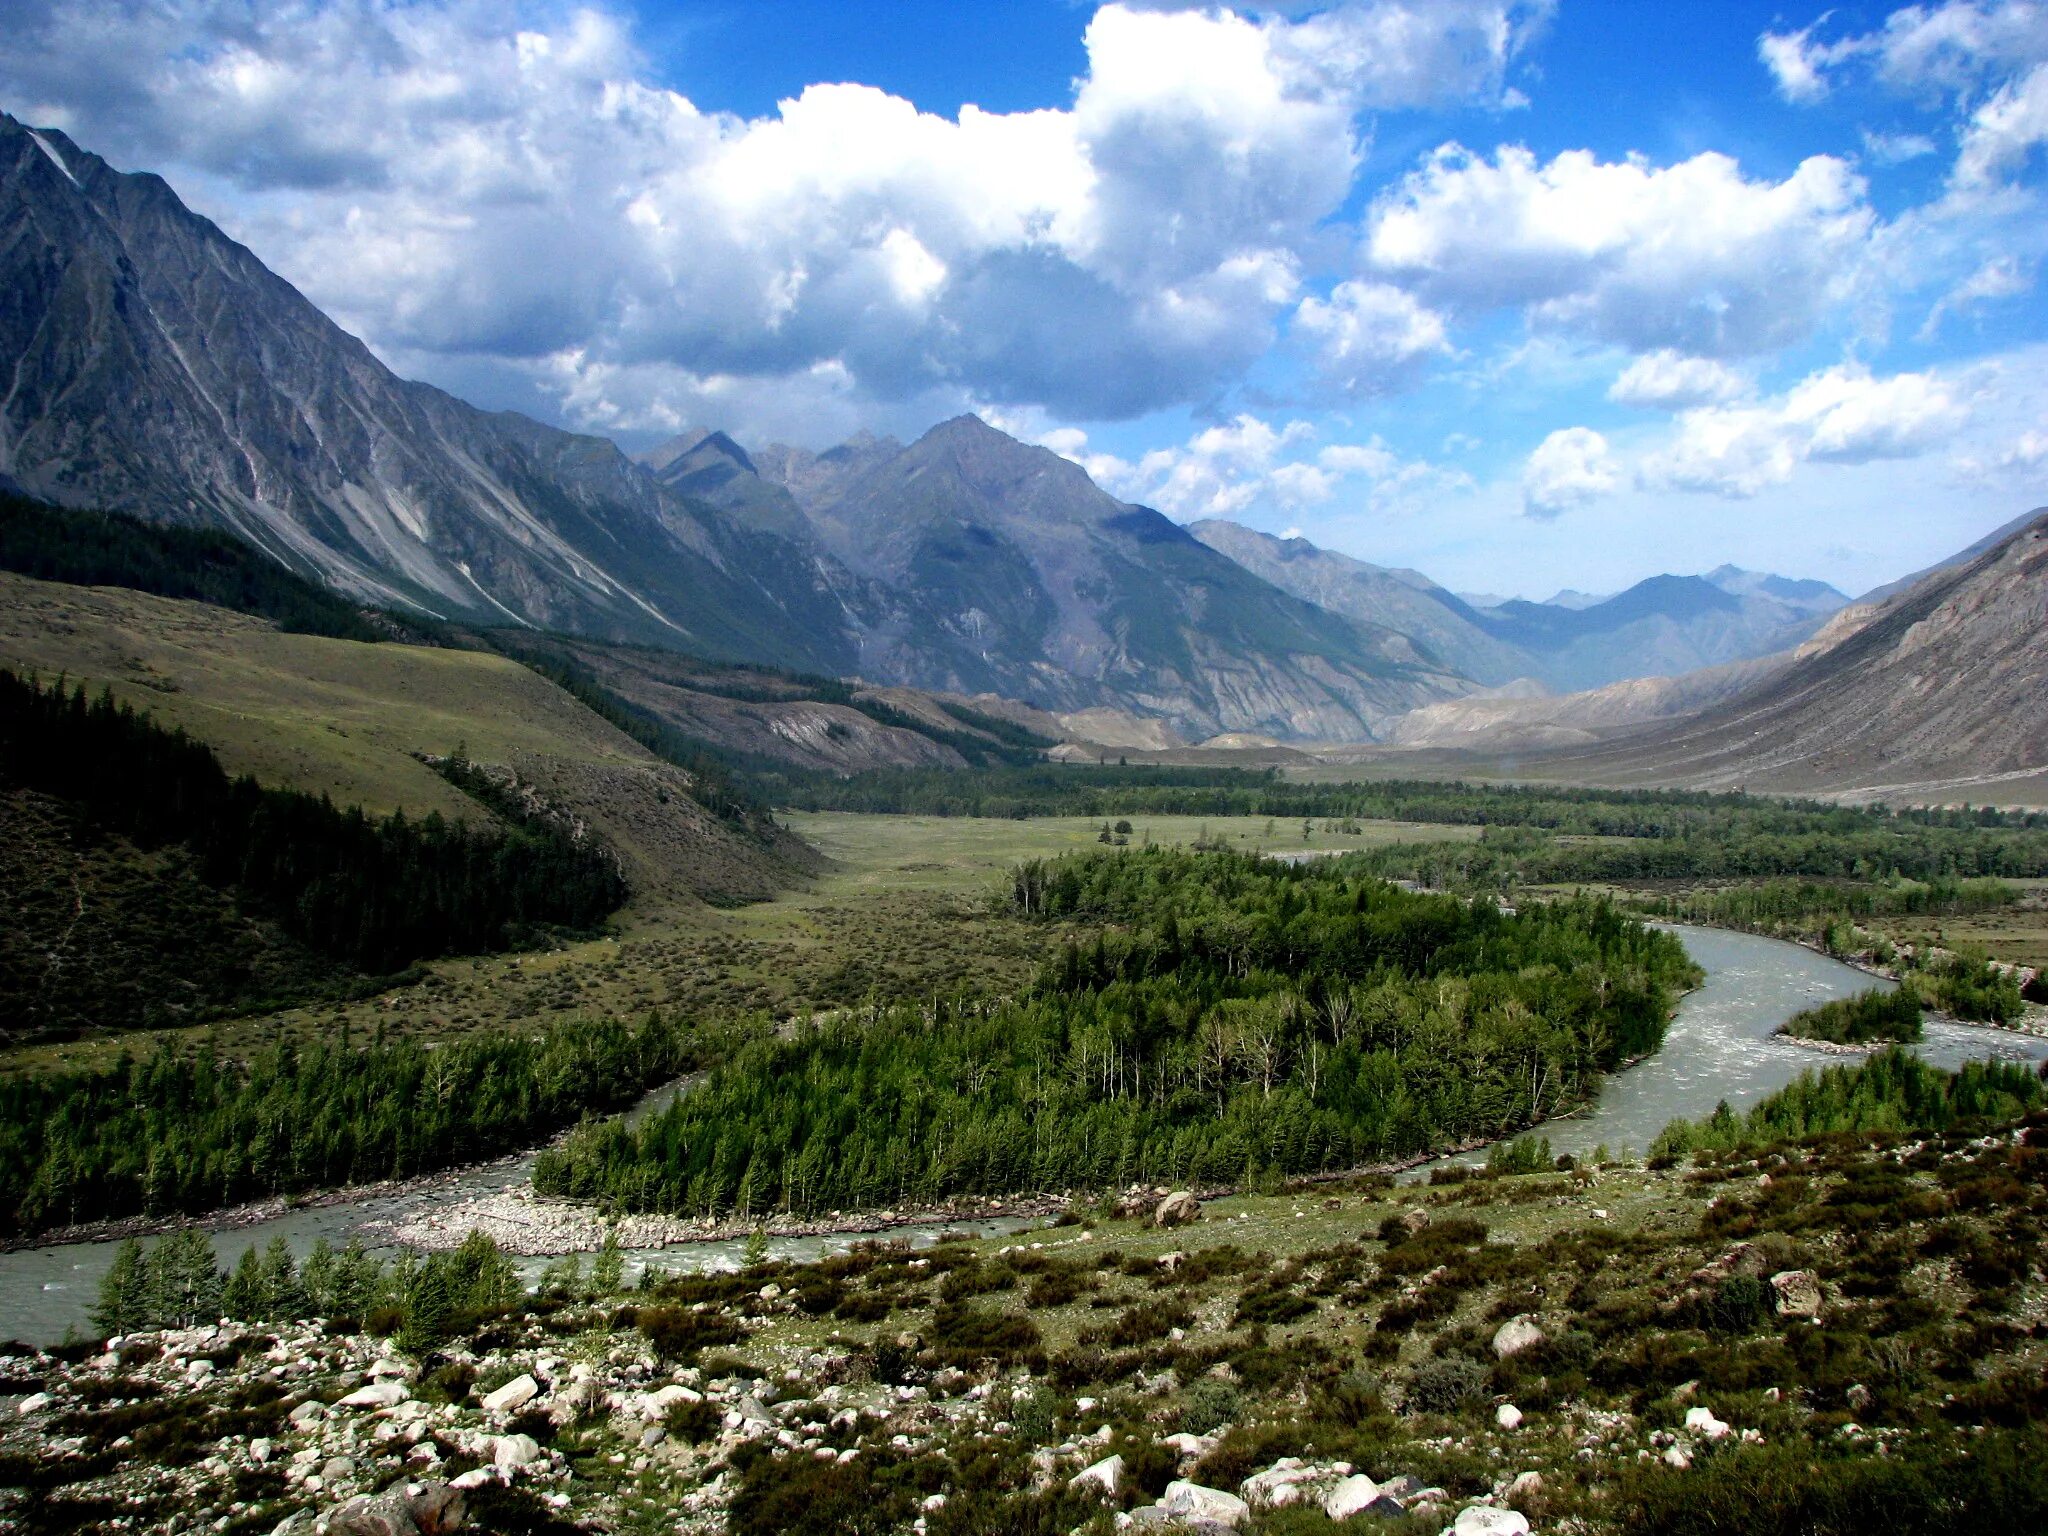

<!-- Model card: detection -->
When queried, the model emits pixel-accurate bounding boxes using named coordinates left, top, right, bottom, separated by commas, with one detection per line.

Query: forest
left=0, top=670, right=626, bottom=977
left=1778, top=988, right=1924, bottom=1046
left=0, top=492, right=389, bottom=642
left=0, top=1009, right=724, bottom=1235
left=533, top=848, right=1698, bottom=1216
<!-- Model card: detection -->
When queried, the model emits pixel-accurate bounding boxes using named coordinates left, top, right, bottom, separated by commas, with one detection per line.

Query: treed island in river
left=533, top=847, right=1700, bottom=1215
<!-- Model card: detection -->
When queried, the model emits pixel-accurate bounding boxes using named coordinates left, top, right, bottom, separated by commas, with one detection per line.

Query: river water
left=5, top=925, right=2043, bottom=1344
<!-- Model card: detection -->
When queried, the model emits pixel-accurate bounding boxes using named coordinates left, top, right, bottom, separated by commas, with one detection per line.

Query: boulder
left=492, top=1433, right=543, bottom=1469
left=481, top=1374, right=539, bottom=1415
left=1322, top=1474, right=1383, bottom=1520
left=1155, top=1192, right=1203, bottom=1228
left=1505, top=1471, right=1544, bottom=1505
left=1161, top=1480, right=1250, bottom=1529
left=1240, top=1458, right=1325, bottom=1508
left=1070, top=1454, right=1123, bottom=1496
left=1491, top=1316, right=1545, bottom=1360
left=323, top=1482, right=466, bottom=1536
left=1397, top=1207, right=1433, bottom=1236
left=1770, top=1270, right=1823, bottom=1320
left=1684, top=1407, right=1731, bottom=1441
left=1495, top=1403, right=1524, bottom=1430
left=1452, top=1508, right=1532, bottom=1536
left=337, top=1381, right=408, bottom=1410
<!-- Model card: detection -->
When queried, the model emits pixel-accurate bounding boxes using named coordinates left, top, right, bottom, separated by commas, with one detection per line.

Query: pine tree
left=92, top=1238, right=150, bottom=1337
left=591, top=1225, right=625, bottom=1297
left=222, top=1245, right=266, bottom=1319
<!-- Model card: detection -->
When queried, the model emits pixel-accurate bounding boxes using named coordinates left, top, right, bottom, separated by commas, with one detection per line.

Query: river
left=4, top=925, right=2043, bottom=1344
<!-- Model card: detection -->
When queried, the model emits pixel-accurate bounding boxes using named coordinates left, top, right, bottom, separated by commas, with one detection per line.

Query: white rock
left=1662, top=1446, right=1691, bottom=1469
left=186, top=1358, right=215, bottom=1380
left=482, top=1374, right=540, bottom=1415
left=1492, top=1316, right=1545, bottom=1359
left=1322, top=1474, right=1383, bottom=1521
left=1452, top=1508, right=1532, bottom=1536
left=16, top=1393, right=53, bottom=1416
left=336, top=1381, right=407, bottom=1409
left=1505, top=1471, right=1543, bottom=1503
left=450, top=1467, right=503, bottom=1490
left=1071, top=1455, right=1123, bottom=1496
left=1161, top=1481, right=1249, bottom=1529
left=1496, top=1403, right=1524, bottom=1430
left=494, top=1433, right=543, bottom=1469
left=1684, top=1406, right=1731, bottom=1440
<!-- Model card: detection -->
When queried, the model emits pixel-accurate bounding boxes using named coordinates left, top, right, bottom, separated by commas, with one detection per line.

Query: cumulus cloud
left=1954, top=60, right=2048, bottom=184
left=1363, top=144, right=1876, bottom=356
left=1059, top=413, right=1459, bottom=522
left=1608, top=351, right=1750, bottom=409
left=1293, top=279, right=1450, bottom=393
left=1646, top=363, right=1969, bottom=497
left=0, top=0, right=1547, bottom=435
left=1521, top=427, right=1620, bottom=517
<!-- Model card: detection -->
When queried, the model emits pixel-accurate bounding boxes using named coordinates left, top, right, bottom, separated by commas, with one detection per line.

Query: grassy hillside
left=0, top=572, right=806, bottom=909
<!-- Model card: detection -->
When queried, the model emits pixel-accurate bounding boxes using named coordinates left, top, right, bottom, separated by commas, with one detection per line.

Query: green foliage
left=1780, top=988, right=1923, bottom=1045
left=0, top=493, right=385, bottom=641
left=1405, top=1355, right=1488, bottom=1414
left=0, top=1008, right=721, bottom=1235
left=0, top=670, right=625, bottom=979
left=1650, top=1050, right=2046, bottom=1165
left=1178, top=1375, right=1245, bottom=1435
left=537, top=850, right=1697, bottom=1216
left=90, top=1227, right=516, bottom=1345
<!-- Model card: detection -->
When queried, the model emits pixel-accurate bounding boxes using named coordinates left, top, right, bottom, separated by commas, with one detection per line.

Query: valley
left=5, top=26, right=2048, bottom=1536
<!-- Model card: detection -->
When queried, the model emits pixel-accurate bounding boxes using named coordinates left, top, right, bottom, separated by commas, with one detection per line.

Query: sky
left=3, top=1, right=2046, bottom=599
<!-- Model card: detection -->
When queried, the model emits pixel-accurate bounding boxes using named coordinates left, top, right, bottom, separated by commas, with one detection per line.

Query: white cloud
left=1067, top=413, right=1455, bottom=521
left=1364, top=144, right=1876, bottom=356
left=1920, top=251, right=2034, bottom=333
left=1954, top=60, right=2048, bottom=185
left=1763, top=2, right=2048, bottom=103
left=1293, top=279, right=1450, bottom=393
left=0, top=0, right=1551, bottom=436
left=1608, top=350, right=1750, bottom=409
left=1646, top=363, right=1969, bottom=497
left=1861, top=127, right=1940, bottom=162
left=1521, top=426, right=1620, bottom=516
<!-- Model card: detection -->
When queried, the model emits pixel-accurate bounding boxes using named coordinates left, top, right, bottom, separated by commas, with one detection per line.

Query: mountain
left=1192, top=520, right=1845, bottom=692
left=1856, top=506, right=2048, bottom=605
left=661, top=417, right=1462, bottom=741
left=1526, top=509, right=2048, bottom=800
left=1188, top=519, right=1531, bottom=686
left=0, top=112, right=859, bottom=672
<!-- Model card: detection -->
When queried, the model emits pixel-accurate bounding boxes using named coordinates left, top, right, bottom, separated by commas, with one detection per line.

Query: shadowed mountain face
left=1528, top=510, right=2048, bottom=799
left=728, top=416, right=1470, bottom=741
left=1192, top=520, right=1845, bottom=692
left=0, top=112, right=860, bottom=672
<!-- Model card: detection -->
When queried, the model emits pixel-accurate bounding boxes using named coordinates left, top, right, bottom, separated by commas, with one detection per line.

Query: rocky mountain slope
left=1192, top=521, right=1843, bottom=692
left=1530, top=509, right=2048, bottom=799
left=1385, top=655, right=1789, bottom=750
left=0, top=112, right=859, bottom=671
left=662, top=417, right=1471, bottom=741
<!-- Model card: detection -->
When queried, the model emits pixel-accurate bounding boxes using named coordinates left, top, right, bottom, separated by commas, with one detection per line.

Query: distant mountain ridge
left=1191, top=520, right=1846, bottom=692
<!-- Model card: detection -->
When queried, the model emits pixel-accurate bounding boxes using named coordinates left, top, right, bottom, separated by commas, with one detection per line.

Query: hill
left=0, top=571, right=812, bottom=909
left=1524, top=509, right=2048, bottom=802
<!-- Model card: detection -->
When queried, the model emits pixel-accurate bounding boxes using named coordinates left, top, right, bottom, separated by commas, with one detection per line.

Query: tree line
left=1, top=670, right=626, bottom=976
left=533, top=848, right=1699, bottom=1217
left=0, top=1009, right=728, bottom=1236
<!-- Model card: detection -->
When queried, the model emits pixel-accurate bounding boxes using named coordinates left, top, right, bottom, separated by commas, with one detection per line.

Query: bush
left=729, top=1451, right=912, bottom=1536
left=1179, top=1376, right=1245, bottom=1435
left=1406, top=1356, right=1489, bottom=1415
left=638, top=1306, right=745, bottom=1361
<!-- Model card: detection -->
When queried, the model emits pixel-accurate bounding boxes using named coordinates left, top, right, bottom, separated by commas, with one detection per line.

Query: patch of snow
left=27, top=131, right=80, bottom=188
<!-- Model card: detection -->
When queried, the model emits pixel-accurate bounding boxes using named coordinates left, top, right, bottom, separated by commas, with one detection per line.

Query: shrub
left=1179, top=1375, right=1245, bottom=1435
left=1406, top=1356, right=1489, bottom=1415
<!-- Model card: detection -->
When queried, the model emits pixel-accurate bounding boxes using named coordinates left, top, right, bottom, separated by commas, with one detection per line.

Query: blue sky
left=4, top=0, right=2045, bottom=598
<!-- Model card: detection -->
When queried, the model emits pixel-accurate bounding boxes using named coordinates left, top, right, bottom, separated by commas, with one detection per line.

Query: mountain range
left=1189, top=520, right=1847, bottom=693
left=5, top=108, right=2037, bottom=786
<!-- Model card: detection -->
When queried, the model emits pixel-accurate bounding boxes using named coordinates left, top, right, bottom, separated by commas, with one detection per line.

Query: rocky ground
left=3, top=1117, right=2044, bottom=1536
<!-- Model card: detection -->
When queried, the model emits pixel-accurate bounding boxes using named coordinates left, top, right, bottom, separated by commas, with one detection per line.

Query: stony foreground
left=3, top=1118, right=2045, bottom=1536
